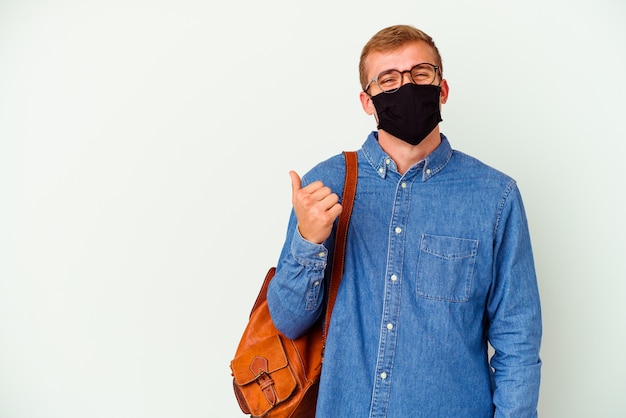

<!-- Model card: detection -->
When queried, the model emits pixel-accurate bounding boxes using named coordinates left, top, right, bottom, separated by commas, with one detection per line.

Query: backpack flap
left=231, top=334, right=297, bottom=416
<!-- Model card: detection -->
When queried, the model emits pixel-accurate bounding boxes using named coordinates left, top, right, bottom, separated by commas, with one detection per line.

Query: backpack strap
left=323, top=150, right=358, bottom=341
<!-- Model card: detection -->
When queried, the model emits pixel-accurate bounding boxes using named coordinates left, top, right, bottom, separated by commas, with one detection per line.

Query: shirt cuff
left=291, top=226, right=328, bottom=269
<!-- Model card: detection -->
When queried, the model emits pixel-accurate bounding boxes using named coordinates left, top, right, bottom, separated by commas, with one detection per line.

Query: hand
left=289, top=171, right=342, bottom=244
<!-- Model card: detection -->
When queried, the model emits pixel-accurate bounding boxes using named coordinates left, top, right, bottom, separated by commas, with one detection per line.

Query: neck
left=378, top=128, right=441, bottom=174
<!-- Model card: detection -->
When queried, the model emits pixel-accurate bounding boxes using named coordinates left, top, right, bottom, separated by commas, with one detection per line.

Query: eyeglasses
left=365, top=63, right=440, bottom=94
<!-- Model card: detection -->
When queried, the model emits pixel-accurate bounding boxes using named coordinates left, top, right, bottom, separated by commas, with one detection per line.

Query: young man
left=267, top=24, right=542, bottom=417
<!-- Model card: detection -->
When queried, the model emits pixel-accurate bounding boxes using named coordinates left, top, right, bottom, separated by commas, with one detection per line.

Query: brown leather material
left=230, top=151, right=358, bottom=417
left=250, top=357, right=277, bottom=406
left=324, top=149, right=358, bottom=345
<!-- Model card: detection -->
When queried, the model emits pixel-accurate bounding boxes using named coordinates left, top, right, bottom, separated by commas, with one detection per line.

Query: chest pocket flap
left=417, top=234, right=479, bottom=302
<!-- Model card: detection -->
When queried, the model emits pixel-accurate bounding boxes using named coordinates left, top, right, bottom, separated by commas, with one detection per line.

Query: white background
left=1, top=1, right=625, bottom=417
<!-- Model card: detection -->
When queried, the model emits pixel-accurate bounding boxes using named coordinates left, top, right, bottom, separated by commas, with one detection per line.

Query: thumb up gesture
left=289, top=171, right=343, bottom=244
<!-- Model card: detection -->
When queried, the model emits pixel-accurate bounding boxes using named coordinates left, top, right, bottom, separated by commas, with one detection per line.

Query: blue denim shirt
left=267, top=132, right=542, bottom=417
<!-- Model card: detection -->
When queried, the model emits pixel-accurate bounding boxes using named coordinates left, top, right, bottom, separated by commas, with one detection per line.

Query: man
left=266, top=24, right=542, bottom=417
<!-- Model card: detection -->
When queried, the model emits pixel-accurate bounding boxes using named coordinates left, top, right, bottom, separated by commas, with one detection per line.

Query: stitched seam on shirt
left=494, top=179, right=517, bottom=240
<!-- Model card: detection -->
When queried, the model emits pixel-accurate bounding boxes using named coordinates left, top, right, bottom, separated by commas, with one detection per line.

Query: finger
left=309, top=185, right=334, bottom=202
left=327, top=202, right=343, bottom=220
left=289, top=171, right=302, bottom=196
left=319, top=191, right=340, bottom=210
left=300, top=180, right=325, bottom=195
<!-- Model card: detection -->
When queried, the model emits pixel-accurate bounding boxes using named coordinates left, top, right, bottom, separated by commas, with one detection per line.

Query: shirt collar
left=362, top=131, right=453, bottom=181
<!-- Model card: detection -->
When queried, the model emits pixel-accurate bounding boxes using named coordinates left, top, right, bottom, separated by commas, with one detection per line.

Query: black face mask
left=371, top=83, right=442, bottom=146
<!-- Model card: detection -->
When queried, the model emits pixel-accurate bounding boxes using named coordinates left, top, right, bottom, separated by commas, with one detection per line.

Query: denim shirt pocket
left=416, top=234, right=479, bottom=302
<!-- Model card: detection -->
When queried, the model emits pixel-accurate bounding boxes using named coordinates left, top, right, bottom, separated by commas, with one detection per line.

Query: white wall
left=1, top=1, right=625, bottom=417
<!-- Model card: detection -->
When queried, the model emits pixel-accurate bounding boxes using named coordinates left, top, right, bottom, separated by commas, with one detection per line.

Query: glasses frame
left=364, top=62, right=441, bottom=95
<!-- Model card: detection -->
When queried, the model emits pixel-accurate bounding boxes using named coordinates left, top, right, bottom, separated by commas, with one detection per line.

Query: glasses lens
left=410, top=63, right=437, bottom=85
left=376, top=70, right=403, bottom=92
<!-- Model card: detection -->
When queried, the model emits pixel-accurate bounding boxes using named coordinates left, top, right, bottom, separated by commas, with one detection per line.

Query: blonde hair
left=359, top=25, right=443, bottom=91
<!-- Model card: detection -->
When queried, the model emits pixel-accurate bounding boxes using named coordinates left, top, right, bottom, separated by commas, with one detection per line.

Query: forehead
left=365, top=41, right=436, bottom=79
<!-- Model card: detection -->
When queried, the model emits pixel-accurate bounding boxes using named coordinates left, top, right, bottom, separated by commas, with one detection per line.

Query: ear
left=359, top=91, right=376, bottom=115
left=439, top=79, right=449, bottom=105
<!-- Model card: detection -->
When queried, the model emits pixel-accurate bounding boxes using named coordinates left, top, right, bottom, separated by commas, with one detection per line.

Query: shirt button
left=318, top=251, right=325, bottom=258
left=313, top=281, right=320, bottom=287
left=378, top=167, right=384, bottom=174
left=426, top=168, right=431, bottom=175
left=386, top=323, right=393, bottom=330
left=401, top=182, right=407, bottom=189
left=395, top=227, right=402, bottom=234
left=385, top=158, right=391, bottom=165
left=380, top=372, right=387, bottom=379
left=390, top=274, right=398, bottom=281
